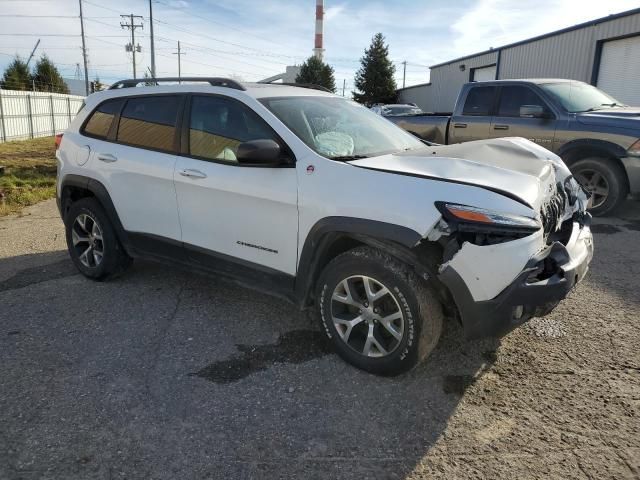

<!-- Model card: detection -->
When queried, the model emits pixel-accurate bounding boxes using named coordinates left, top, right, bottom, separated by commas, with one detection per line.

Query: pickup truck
left=390, top=79, right=640, bottom=216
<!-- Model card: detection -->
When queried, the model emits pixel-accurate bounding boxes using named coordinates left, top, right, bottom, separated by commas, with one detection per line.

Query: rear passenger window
left=82, top=99, right=124, bottom=139
left=462, top=86, right=496, bottom=116
left=117, top=96, right=181, bottom=152
left=188, top=95, right=279, bottom=163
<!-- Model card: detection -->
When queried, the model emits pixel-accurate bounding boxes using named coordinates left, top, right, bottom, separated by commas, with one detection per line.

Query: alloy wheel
left=574, top=168, right=609, bottom=209
left=71, top=213, right=104, bottom=268
left=330, top=275, right=405, bottom=358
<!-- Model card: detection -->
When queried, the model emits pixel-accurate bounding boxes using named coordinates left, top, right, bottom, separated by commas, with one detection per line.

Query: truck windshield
left=540, top=82, right=625, bottom=113
left=260, top=96, right=424, bottom=159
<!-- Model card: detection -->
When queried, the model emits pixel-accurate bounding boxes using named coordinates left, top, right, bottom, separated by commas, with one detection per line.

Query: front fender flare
left=294, top=217, right=424, bottom=307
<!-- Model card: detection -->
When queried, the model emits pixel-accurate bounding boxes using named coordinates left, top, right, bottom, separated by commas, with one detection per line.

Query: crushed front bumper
left=439, top=216, right=594, bottom=339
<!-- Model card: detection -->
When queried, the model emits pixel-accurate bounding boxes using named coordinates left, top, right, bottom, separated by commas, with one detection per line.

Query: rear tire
left=316, top=246, right=443, bottom=376
left=571, top=157, right=628, bottom=217
left=64, top=197, right=132, bottom=280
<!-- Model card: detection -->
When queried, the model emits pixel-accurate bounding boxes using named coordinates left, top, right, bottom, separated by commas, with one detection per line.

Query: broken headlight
left=436, top=202, right=541, bottom=235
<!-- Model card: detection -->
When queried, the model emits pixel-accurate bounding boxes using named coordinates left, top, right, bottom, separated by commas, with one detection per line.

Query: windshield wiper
left=582, top=102, right=626, bottom=112
left=329, top=154, right=369, bottom=161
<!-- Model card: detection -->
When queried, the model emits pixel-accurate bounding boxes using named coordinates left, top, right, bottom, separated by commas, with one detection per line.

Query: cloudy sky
left=1, top=0, right=638, bottom=95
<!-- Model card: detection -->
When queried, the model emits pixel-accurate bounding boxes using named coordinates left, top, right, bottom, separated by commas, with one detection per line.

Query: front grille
left=540, top=184, right=567, bottom=241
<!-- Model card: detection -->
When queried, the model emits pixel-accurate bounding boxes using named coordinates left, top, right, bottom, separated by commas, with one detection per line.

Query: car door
left=449, top=85, right=496, bottom=144
left=173, top=94, right=298, bottom=276
left=490, top=85, right=557, bottom=149
left=86, top=95, right=184, bottom=248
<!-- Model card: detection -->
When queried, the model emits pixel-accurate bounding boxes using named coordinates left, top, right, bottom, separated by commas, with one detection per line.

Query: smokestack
left=313, top=0, right=324, bottom=61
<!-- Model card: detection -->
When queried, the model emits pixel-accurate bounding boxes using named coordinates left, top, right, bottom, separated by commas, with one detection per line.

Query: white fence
left=0, top=89, right=86, bottom=143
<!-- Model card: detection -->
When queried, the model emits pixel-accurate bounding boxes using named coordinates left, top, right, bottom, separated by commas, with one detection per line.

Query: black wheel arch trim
left=294, top=216, right=426, bottom=308
left=59, top=174, right=132, bottom=254
left=558, top=139, right=628, bottom=164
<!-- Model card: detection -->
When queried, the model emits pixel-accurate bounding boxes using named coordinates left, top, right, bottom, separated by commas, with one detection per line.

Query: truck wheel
left=64, top=197, right=132, bottom=280
left=316, top=246, right=443, bottom=376
left=571, top=157, right=628, bottom=217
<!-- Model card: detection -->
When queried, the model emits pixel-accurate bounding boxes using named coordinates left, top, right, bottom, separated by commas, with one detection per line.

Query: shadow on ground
left=0, top=250, right=498, bottom=479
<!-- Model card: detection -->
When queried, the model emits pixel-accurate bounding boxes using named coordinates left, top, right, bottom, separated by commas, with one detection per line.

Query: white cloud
left=451, top=0, right=640, bottom=55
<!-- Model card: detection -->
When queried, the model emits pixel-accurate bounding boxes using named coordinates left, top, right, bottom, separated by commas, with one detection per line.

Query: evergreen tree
left=295, top=56, right=336, bottom=93
left=353, top=33, right=397, bottom=105
left=1, top=57, right=31, bottom=91
left=32, top=55, right=69, bottom=93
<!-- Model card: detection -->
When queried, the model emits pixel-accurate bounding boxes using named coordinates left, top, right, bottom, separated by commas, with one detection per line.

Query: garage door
left=597, top=35, right=640, bottom=106
left=473, top=65, right=497, bottom=82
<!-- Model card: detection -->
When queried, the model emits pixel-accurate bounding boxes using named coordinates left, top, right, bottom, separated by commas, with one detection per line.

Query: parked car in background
left=371, top=103, right=423, bottom=116
left=56, top=77, right=592, bottom=375
left=388, top=79, right=640, bottom=216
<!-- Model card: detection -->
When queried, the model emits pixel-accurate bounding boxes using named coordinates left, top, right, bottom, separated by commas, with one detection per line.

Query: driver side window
left=189, top=95, right=279, bottom=163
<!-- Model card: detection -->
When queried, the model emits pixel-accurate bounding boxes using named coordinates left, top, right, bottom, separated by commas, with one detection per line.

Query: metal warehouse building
left=398, top=7, right=640, bottom=112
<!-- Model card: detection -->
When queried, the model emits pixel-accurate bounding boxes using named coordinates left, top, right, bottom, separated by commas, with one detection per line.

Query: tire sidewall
left=571, top=157, right=625, bottom=216
left=317, top=252, right=424, bottom=375
left=64, top=199, right=119, bottom=280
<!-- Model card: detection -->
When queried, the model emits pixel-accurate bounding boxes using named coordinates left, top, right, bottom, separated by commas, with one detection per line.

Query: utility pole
left=26, top=39, right=40, bottom=68
left=78, top=0, right=89, bottom=95
left=401, top=60, right=407, bottom=89
left=121, top=14, right=143, bottom=78
left=172, top=41, right=184, bottom=83
left=342, top=79, right=345, bottom=97
left=148, top=0, right=156, bottom=78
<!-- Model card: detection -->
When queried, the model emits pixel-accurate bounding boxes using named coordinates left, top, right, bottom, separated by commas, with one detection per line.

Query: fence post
left=26, top=94, right=34, bottom=139
left=49, top=94, right=56, bottom=135
left=0, top=89, right=5, bottom=142
left=67, top=96, right=72, bottom=124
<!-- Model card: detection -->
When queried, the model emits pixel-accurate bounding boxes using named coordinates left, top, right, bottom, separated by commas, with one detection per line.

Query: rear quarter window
left=82, top=99, right=124, bottom=139
left=116, top=96, right=181, bottom=153
left=462, top=86, right=496, bottom=116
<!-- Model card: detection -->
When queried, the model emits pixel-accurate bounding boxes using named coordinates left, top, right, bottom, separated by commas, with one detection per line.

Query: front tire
left=571, top=157, right=628, bottom=216
left=64, top=197, right=132, bottom=280
left=316, top=246, right=443, bottom=376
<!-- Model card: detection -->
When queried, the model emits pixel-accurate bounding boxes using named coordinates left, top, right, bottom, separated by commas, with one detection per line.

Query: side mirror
left=236, top=139, right=283, bottom=165
left=520, top=104, right=545, bottom=118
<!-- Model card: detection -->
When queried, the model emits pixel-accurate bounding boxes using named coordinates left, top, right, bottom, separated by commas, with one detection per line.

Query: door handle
left=179, top=169, right=207, bottom=179
left=493, top=124, right=509, bottom=130
left=97, top=153, right=117, bottom=163
left=453, top=123, right=467, bottom=128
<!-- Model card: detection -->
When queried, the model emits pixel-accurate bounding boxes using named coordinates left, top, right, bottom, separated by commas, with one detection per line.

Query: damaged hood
left=350, top=137, right=572, bottom=210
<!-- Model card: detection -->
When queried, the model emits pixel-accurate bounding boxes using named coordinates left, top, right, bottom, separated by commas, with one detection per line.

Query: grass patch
left=0, top=136, right=57, bottom=216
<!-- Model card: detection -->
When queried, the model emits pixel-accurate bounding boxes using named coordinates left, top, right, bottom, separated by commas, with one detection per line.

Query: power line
left=0, top=14, right=78, bottom=18
left=152, top=0, right=293, bottom=52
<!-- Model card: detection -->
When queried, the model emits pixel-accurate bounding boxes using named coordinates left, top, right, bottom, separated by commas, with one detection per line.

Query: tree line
left=2, top=33, right=397, bottom=102
left=1, top=55, right=71, bottom=93
left=295, top=32, right=398, bottom=105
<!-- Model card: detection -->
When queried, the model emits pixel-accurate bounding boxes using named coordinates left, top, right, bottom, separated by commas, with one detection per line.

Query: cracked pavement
left=0, top=198, right=639, bottom=479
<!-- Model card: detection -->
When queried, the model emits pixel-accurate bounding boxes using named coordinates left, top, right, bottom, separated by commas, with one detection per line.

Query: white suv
left=56, top=77, right=594, bottom=375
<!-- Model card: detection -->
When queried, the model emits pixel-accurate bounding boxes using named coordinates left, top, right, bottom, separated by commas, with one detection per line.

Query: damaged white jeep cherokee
left=56, top=78, right=594, bottom=375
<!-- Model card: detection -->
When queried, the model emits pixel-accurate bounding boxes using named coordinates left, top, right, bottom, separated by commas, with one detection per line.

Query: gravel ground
left=0, top=199, right=639, bottom=479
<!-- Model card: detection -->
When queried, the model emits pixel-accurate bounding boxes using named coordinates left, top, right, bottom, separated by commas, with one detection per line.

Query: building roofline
left=397, top=82, right=431, bottom=92
left=429, top=6, right=640, bottom=69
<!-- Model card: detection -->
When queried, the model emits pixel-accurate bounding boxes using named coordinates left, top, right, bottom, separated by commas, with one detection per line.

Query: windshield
left=260, top=96, right=424, bottom=159
left=540, top=81, right=625, bottom=112
left=384, top=105, right=423, bottom=115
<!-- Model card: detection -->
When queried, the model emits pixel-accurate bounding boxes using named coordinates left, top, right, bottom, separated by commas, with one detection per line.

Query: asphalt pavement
left=1, top=199, right=639, bottom=479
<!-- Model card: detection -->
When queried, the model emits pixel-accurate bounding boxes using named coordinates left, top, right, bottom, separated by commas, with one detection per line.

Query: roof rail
left=259, top=81, right=332, bottom=93
left=108, top=77, right=246, bottom=91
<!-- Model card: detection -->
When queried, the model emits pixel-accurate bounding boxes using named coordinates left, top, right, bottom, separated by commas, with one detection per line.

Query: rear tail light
left=55, top=133, right=63, bottom=150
